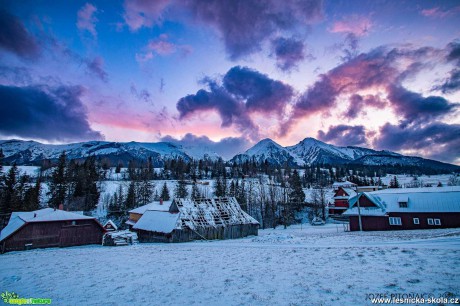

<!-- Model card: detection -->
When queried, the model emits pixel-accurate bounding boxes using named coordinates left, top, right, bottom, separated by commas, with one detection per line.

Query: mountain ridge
left=0, top=138, right=458, bottom=172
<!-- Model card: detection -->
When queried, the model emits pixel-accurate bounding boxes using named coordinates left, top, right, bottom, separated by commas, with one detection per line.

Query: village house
left=329, top=187, right=357, bottom=216
left=332, top=180, right=357, bottom=191
left=132, top=197, right=259, bottom=243
left=0, top=208, right=106, bottom=253
left=343, top=186, right=460, bottom=231
left=125, top=199, right=172, bottom=228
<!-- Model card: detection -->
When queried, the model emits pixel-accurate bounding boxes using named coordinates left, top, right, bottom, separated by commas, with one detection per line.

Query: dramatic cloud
left=329, top=15, right=372, bottom=37
left=282, top=44, right=446, bottom=135
left=222, top=66, right=294, bottom=115
left=123, top=0, right=170, bottom=31
left=185, top=0, right=323, bottom=59
left=271, top=37, right=307, bottom=71
left=434, top=41, right=460, bottom=93
left=388, top=85, right=457, bottom=125
left=77, top=3, right=98, bottom=37
left=0, top=10, right=40, bottom=59
left=318, top=124, right=367, bottom=147
left=374, top=122, right=460, bottom=163
left=85, top=56, right=108, bottom=81
left=160, top=133, right=251, bottom=159
left=0, top=85, right=103, bottom=142
left=344, top=94, right=386, bottom=119
left=177, top=66, right=295, bottom=139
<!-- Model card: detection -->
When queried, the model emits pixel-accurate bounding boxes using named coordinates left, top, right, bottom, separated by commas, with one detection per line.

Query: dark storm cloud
left=387, top=85, right=458, bottom=125
left=177, top=66, right=295, bottom=139
left=0, top=10, right=40, bottom=59
left=344, top=94, right=386, bottom=119
left=160, top=133, right=251, bottom=159
left=433, top=41, right=460, bottom=93
left=184, top=0, right=323, bottom=59
left=222, top=66, right=294, bottom=114
left=177, top=82, right=258, bottom=138
left=271, top=37, right=307, bottom=71
left=317, top=124, right=367, bottom=147
left=0, top=85, right=103, bottom=142
left=374, top=122, right=460, bottom=163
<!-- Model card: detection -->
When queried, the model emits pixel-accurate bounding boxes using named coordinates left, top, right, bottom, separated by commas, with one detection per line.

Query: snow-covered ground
left=2, top=225, right=459, bottom=305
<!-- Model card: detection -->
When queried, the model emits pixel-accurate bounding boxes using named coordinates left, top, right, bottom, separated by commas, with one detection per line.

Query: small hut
left=103, top=220, right=118, bottom=231
left=133, top=197, right=259, bottom=243
left=0, top=208, right=105, bottom=253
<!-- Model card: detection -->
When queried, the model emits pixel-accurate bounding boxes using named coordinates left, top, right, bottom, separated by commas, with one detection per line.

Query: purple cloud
left=271, top=37, right=307, bottom=71
left=0, top=9, right=40, bottom=59
left=0, top=84, right=104, bottom=142
left=123, top=0, right=170, bottom=31
left=344, top=94, right=386, bottom=119
left=374, top=122, right=460, bottom=163
left=184, top=0, right=323, bottom=59
left=222, top=66, right=294, bottom=115
left=317, top=124, right=367, bottom=146
left=85, top=56, right=108, bottom=81
left=77, top=3, right=98, bottom=37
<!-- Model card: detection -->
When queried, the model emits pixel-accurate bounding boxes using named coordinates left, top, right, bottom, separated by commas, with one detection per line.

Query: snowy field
left=1, top=225, right=460, bottom=306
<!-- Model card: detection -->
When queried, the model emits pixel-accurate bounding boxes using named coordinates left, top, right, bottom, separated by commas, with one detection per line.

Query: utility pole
left=357, top=192, right=363, bottom=231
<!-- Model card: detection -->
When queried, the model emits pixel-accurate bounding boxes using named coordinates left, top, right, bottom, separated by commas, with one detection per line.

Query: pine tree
left=48, top=151, right=68, bottom=209
left=160, top=182, right=170, bottom=201
left=175, top=179, right=188, bottom=199
left=289, top=170, right=305, bottom=211
left=389, top=175, right=400, bottom=188
left=191, top=182, right=201, bottom=200
left=1, top=164, right=20, bottom=213
left=214, top=176, right=226, bottom=197
left=125, top=181, right=137, bottom=210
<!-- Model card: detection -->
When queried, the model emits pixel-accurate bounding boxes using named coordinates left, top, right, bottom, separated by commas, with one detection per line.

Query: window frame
left=398, top=202, right=408, bottom=208
left=434, top=219, right=441, bottom=226
left=427, top=218, right=434, bottom=225
left=389, top=217, right=402, bottom=226
left=413, top=218, right=419, bottom=225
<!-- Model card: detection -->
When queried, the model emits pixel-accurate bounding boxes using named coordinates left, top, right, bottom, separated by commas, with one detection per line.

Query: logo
left=1, top=291, right=51, bottom=305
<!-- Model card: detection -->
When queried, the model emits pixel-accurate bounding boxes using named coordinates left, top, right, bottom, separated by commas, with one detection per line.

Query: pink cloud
left=77, top=3, right=98, bottom=37
left=421, top=6, right=460, bottom=18
left=136, top=35, right=193, bottom=62
left=329, top=15, right=372, bottom=37
left=123, top=0, right=170, bottom=31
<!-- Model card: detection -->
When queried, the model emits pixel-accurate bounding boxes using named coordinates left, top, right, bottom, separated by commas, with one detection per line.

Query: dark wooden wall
left=2, top=220, right=104, bottom=253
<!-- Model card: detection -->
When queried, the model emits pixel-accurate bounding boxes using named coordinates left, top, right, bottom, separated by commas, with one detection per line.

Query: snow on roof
left=0, top=208, right=95, bottom=242
left=333, top=181, right=357, bottom=187
left=129, top=201, right=172, bottom=214
left=133, top=211, right=180, bottom=233
left=103, top=220, right=118, bottom=230
left=173, top=197, right=259, bottom=230
left=342, top=188, right=357, bottom=197
left=344, top=186, right=460, bottom=216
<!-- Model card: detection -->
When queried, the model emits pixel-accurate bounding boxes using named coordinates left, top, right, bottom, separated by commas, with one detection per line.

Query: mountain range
left=0, top=138, right=458, bottom=172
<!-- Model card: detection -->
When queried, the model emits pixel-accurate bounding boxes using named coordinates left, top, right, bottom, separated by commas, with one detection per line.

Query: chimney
left=160, top=198, right=163, bottom=205
left=34, top=213, right=37, bottom=218
left=58, top=204, right=64, bottom=210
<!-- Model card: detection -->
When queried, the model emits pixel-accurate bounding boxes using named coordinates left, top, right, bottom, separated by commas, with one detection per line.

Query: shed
left=133, top=197, right=259, bottom=243
left=0, top=208, right=106, bottom=253
left=103, top=220, right=118, bottom=231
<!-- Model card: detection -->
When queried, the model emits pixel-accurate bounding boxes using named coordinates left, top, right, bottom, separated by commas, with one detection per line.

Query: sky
left=0, top=0, right=459, bottom=164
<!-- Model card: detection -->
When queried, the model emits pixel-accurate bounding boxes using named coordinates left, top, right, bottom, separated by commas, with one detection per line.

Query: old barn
left=133, top=197, right=259, bottom=243
left=0, top=208, right=105, bottom=253
left=343, top=187, right=460, bottom=231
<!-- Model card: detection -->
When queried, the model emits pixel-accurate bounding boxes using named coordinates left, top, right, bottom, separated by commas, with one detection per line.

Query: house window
left=427, top=218, right=434, bottom=225
left=399, top=202, right=408, bottom=208
left=434, top=219, right=441, bottom=225
left=389, top=217, right=402, bottom=226
left=413, top=218, right=419, bottom=225
left=71, top=221, right=76, bottom=226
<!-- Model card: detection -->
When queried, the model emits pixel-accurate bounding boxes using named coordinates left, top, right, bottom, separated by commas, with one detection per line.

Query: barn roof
left=343, top=187, right=460, bottom=216
left=133, top=211, right=180, bottom=234
left=129, top=201, right=172, bottom=214
left=172, top=197, right=259, bottom=230
left=332, top=181, right=357, bottom=188
left=0, top=208, right=97, bottom=242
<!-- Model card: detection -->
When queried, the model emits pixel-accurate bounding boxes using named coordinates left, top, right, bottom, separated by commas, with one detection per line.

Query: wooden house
left=103, top=220, right=118, bottom=231
left=343, top=187, right=460, bottom=231
left=133, top=197, right=259, bottom=243
left=125, top=199, right=172, bottom=228
left=0, top=208, right=105, bottom=253
left=329, top=187, right=357, bottom=215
